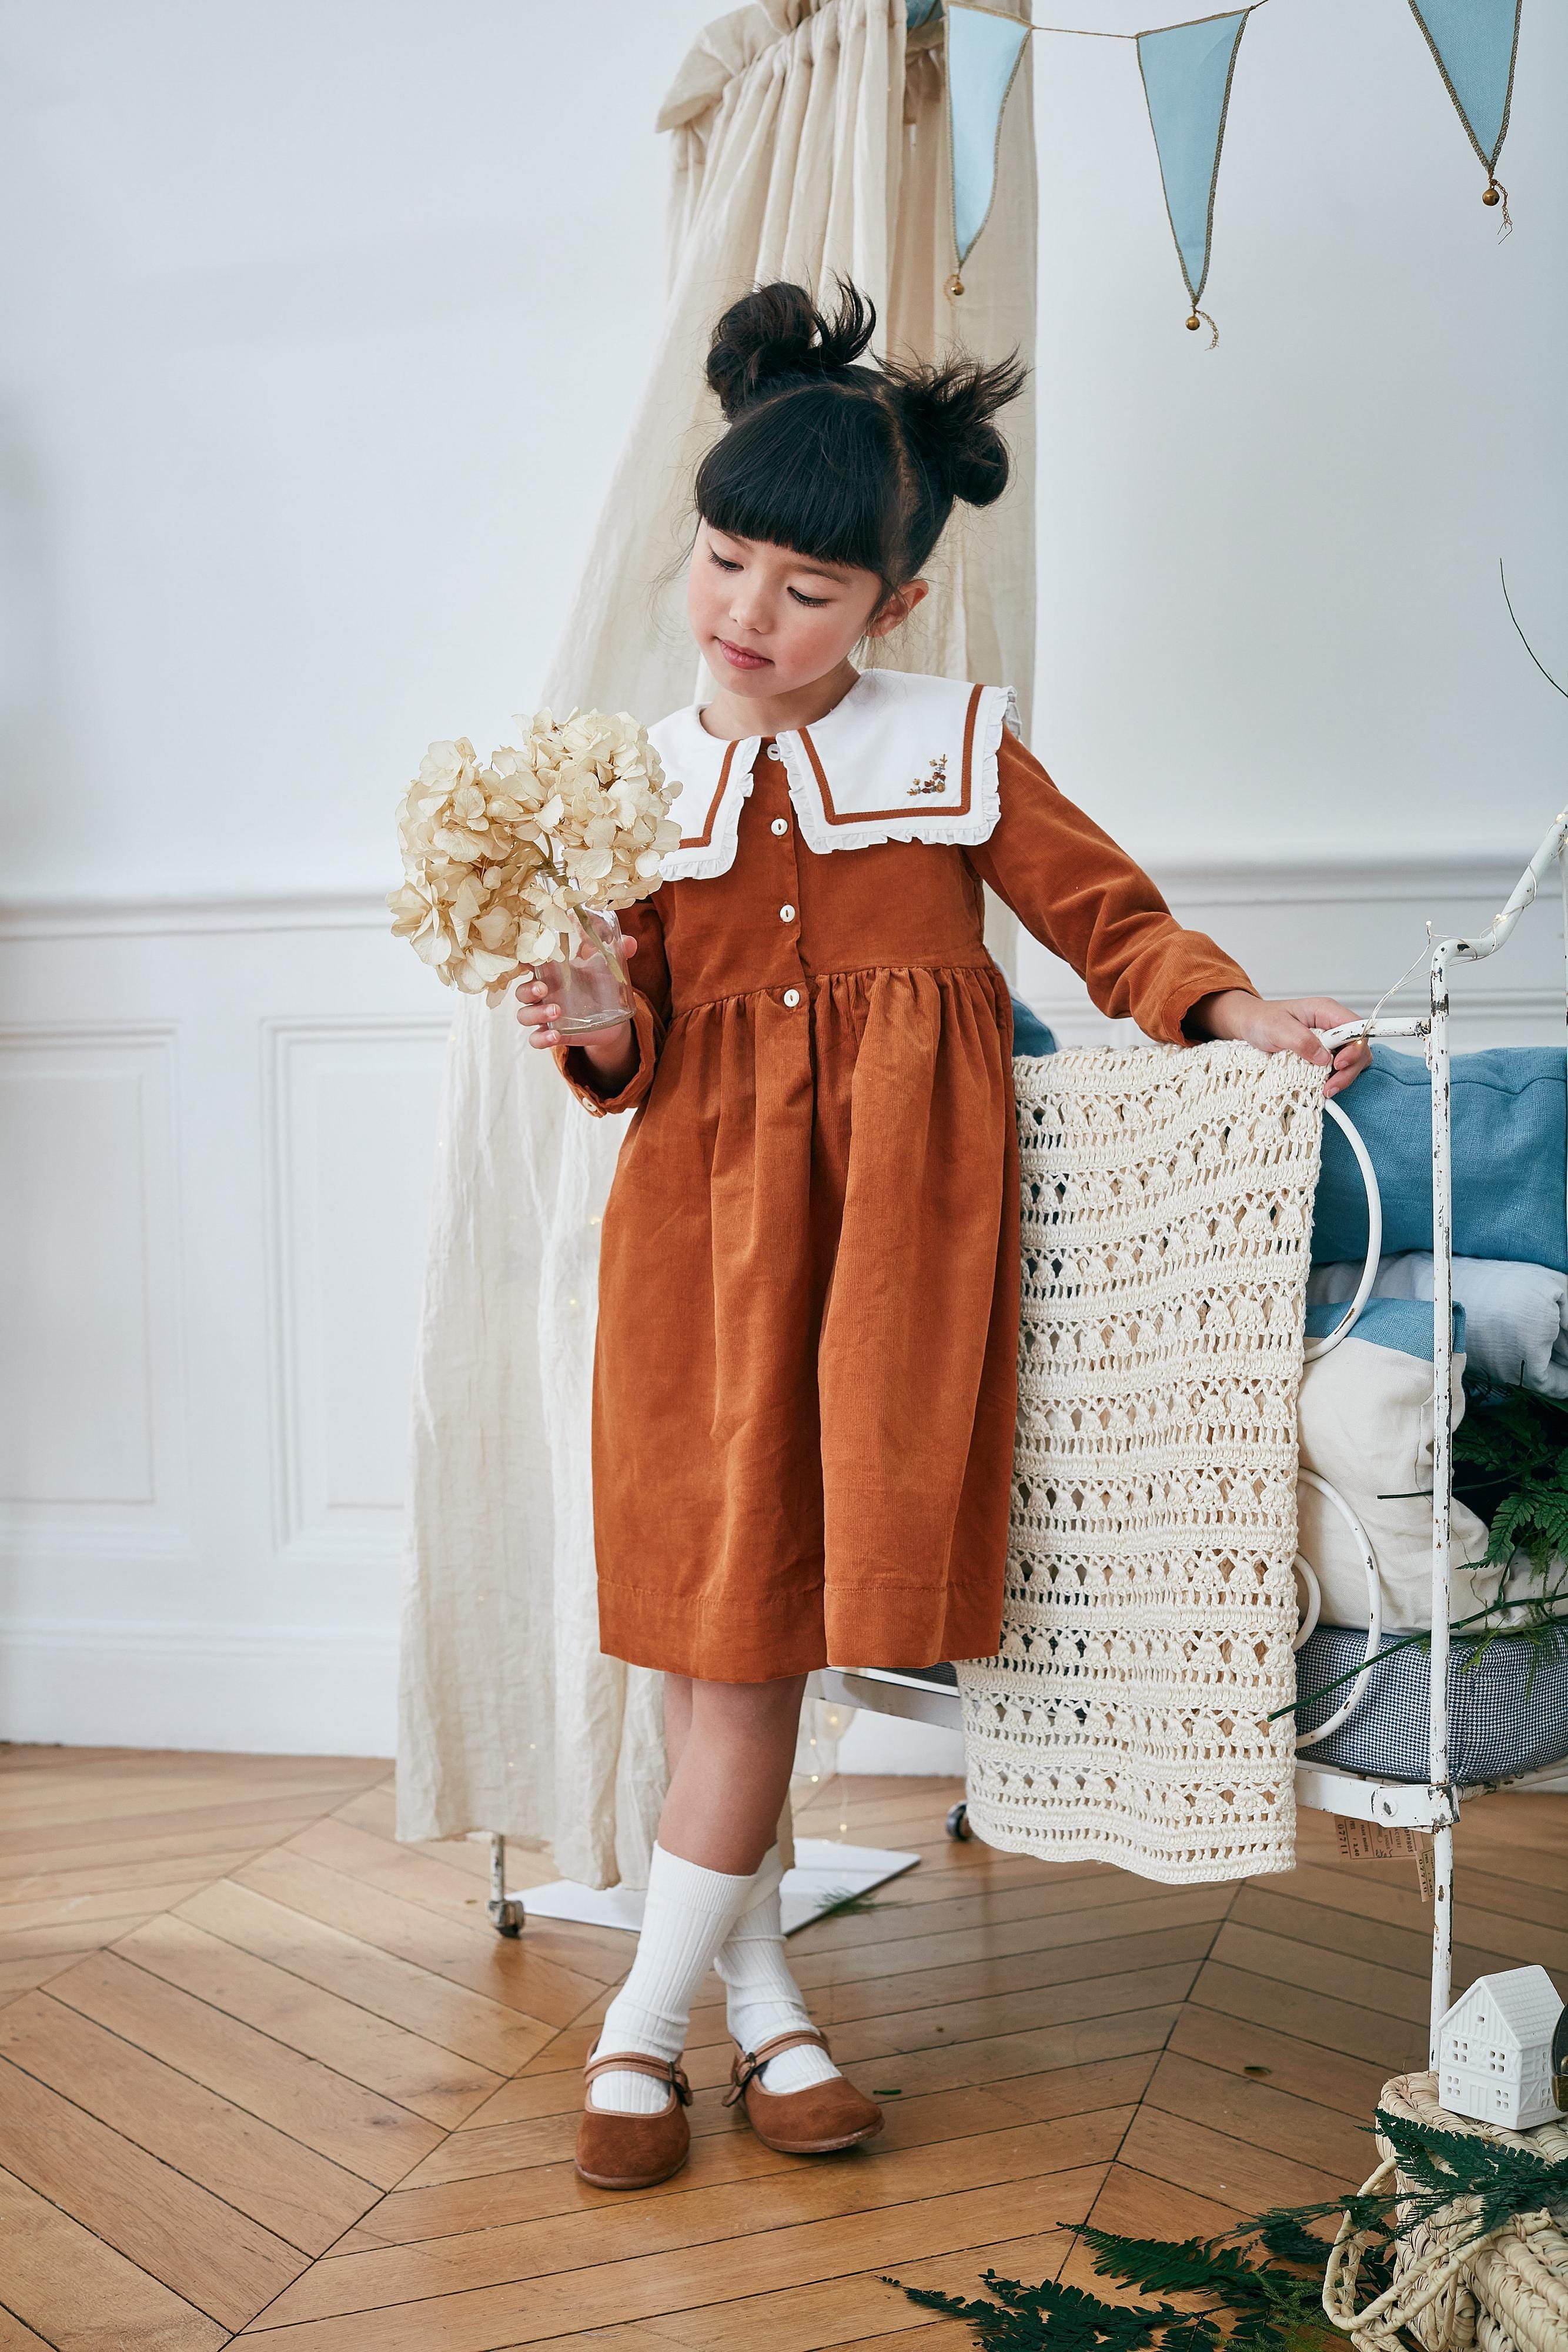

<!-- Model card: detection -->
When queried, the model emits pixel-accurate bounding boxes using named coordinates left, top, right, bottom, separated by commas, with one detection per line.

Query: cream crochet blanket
left=957, top=1042, right=1326, bottom=1884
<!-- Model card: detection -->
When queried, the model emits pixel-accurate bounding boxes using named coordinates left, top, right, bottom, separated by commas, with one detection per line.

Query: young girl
left=516, top=282, right=1369, bottom=2191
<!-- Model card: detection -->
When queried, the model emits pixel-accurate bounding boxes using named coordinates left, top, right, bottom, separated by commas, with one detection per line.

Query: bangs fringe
left=694, top=382, right=937, bottom=586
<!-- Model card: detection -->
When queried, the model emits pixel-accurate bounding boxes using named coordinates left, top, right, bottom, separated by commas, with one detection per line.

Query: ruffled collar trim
left=650, top=670, right=1019, bottom=881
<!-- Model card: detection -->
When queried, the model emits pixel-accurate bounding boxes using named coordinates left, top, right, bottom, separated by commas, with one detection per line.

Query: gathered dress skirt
left=558, top=733, right=1252, bottom=1682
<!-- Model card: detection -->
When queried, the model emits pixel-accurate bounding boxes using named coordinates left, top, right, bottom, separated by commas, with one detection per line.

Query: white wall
left=0, top=0, right=719, bottom=901
left=2, top=2, right=1564, bottom=1766
left=1031, top=0, right=1568, bottom=872
left=4, top=0, right=1563, bottom=907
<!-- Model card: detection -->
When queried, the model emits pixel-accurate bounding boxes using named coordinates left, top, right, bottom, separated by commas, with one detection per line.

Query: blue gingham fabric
left=1295, top=1625, right=1568, bottom=1782
left=882, top=1642, right=1568, bottom=1787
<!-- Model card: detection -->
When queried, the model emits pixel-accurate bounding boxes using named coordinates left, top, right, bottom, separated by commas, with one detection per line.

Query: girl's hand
left=1191, top=989, right=1371, bottom=1100
left=514, top=936, right=640, bottom=1091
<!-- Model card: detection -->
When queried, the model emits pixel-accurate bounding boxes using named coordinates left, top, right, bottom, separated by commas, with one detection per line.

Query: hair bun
left=706, top=279, right=877, bottom=419
left=887, top=352, right=1028, bottom=512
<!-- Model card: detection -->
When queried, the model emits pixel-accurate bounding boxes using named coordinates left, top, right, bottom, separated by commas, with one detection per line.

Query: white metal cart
left=817, top=806, right=1568, bottom=2072
left=489, top=810, right=1568, bottom=2072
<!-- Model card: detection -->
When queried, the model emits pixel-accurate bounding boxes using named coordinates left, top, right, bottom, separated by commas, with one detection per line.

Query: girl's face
left=688, top=520, right=921, bottom=700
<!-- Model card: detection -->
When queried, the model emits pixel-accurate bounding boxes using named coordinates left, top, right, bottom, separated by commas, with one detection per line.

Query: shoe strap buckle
left=724, top=2051, right=763, bottom=2107
left=585, top=2050, right=691, bottom=2105
left=725, top=2026, right=829, bottom=2105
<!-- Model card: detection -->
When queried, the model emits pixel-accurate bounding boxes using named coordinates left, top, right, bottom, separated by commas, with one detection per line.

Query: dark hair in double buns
left=695, top=280, right=1027, bottom=599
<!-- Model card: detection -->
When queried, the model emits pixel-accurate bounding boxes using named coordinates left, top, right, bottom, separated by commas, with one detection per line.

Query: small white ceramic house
left=1438, top=1966, right=1565, bottom=2132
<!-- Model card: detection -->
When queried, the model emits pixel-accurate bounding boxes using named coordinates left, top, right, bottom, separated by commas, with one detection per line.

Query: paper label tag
left=1335, top=1818, right=1435, bottom=1896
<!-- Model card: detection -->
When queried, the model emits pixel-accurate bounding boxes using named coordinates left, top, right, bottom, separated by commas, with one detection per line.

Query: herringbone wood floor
left=0, top=1748, right=1563, bottom=2351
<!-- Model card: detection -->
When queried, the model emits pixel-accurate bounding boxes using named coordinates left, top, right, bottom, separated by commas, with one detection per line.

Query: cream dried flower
left=387, top=710, right=681, bottom=1002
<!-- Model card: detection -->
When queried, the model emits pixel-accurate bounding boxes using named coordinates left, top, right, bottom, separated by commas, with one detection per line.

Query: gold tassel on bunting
left=1406, top=1, right=1523, bottom=231
left=1137, top=9, right=1252, bottom=348
left=945, top=5, right=1031, bottom=302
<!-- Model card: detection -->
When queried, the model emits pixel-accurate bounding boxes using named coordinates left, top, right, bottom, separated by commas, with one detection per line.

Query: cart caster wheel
left=946, top=1801, right=972, bottom=1842
left=489, top=1899, right=525, bottom=1937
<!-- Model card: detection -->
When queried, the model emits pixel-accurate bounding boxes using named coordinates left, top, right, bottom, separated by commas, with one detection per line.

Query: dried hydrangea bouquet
left=388, top=709, right=680, bottom=1031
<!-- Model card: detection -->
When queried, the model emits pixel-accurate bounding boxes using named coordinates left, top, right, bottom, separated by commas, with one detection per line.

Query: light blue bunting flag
left=945, top=2, right=1031, bottom=292
left=1136, top=8, right=1250, bottom=335
left=1407, top=0, right=1523, bottom=213
left=930, top=0, right=1524, bottom=327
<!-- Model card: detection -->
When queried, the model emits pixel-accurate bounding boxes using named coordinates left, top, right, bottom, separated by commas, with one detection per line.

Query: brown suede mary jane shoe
left=725, top=2028, right=883, bottom=2155
left=575, top=2052, right=692, bottom=2190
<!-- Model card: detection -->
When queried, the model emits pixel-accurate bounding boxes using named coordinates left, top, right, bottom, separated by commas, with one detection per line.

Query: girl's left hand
left=1192, top=990, right=1371, bottom=1099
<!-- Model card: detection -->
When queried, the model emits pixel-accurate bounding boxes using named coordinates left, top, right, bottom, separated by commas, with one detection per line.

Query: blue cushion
left=1009, top=992, right=1057, bottom=1057
left=1314, top=1045, right=1568, bottom=1272
left=1304, top=1297, right=1466, bottom=1358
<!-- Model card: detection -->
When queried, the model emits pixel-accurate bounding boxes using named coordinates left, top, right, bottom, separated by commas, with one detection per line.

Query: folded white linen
left=1308, top=1251, right=1568, bottom=1399
left=1296, top=1325, right=1494, bottom=1632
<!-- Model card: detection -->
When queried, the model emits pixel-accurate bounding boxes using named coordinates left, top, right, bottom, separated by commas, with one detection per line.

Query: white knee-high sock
left=589, top=1843, right=755, bottom=2114
left=715, top=1846, right=839, bottom=2093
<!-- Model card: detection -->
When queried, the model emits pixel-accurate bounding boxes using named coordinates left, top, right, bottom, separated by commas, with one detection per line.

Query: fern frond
left=882, top=2271, right=1202, bottom=2351
left=888, top=2230, right=1338, bottom=2352
left=1253, top=2215, right=1333, bottom=2271
left=1079, top=2229, right=1305, bottom=2316
left=885, top=2109, right=1568, bottom=2352
left=1370, top=2106, right=1567, bottom=2240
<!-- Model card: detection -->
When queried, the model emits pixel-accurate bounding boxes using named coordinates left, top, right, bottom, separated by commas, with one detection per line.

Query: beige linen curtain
left=397, top=0, right=1038, bottom=1884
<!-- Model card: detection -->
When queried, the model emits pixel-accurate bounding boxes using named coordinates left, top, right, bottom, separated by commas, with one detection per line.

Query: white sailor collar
left=648, top=669, right=1021, bottom=882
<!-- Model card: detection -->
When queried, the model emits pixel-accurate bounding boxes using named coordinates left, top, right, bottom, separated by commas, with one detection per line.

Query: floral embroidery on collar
left=650, top=673, right=1018, bottom=878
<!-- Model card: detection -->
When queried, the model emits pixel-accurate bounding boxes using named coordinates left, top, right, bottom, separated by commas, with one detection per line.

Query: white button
left=766, top=743, right=783, bottom=761
left=783, top=988, right=801, bottom=1008
left=771, top=817, right=789, bottom=836
left=779, top=903, right=795, bottom=922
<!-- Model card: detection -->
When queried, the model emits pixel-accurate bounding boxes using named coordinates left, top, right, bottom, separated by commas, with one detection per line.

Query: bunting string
left=937, top=0, right=1526, bottom=336
left=952, top=0, right=1270, bottom=39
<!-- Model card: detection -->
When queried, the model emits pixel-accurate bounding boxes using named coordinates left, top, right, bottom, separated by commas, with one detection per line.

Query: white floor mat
left=518, top=1839, right=920, bottom=1936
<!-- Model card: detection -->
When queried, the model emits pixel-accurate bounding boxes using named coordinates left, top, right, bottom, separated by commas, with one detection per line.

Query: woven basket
left=1325, top=2072, right=1568, bottom=2352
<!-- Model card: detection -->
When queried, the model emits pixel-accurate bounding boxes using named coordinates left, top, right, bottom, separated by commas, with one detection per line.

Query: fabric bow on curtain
left=397, top=0, right=1038, bottom=1886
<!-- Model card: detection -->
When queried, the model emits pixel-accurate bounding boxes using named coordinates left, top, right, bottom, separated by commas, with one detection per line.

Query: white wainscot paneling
left=1015, top=856, right=1568, bottom=1050
left=265, top=1015, right=452, bottom=1571
left=0, top=1618, right=400, bottom=1756
left=1, top=853, right=1563, bottom=1765
left=0, top=1024, right=188, bottom=1565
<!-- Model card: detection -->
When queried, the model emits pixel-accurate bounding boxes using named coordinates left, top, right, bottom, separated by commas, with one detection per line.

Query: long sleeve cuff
left=1164, top=951, right=1258, bottom=1047
left=554, top=990, right=663, bottom=1117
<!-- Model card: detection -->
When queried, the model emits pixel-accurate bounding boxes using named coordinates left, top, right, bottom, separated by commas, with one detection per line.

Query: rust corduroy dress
left=559, top=671, right=1253, bottom=1683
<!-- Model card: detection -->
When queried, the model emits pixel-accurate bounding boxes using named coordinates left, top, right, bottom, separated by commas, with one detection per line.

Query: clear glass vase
left=538, top=907, right=633, bottom=1035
